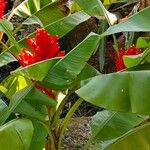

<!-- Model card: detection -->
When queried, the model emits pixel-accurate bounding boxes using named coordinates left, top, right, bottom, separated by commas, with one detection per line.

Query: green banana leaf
left=103, top=122, right=150, bottom=150
left=13, top=58, right=59, bottom=81
left=89, top=110, right=146, bottom=149
left=103, top=6, right=150, bottom=35
left=0, top=74, right=31, bottom=99
left=12, top=0, right=52, bottom=17
left=0, top=119, right=33, bottom=150
left=0, top=51, right=16, bottom=68
left=41, top=33, right=100, bottom=90
left=29, top=120, right=47, bottom=150
left=76, top=70, right=150, bottom=115
left=0, top=84, right=33, bottom=125
left=10, top=11, right=90, bottom=53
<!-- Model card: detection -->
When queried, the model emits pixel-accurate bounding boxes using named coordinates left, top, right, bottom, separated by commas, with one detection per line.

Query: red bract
left=17, top=28, right=65, bottom=99
left=35, top=84, right=56, bottom=99
left=115, top=44, right=142, bottom=71
left=0, top=0, right=6, bottom=19
left=17, top=28, right=65, bottom=67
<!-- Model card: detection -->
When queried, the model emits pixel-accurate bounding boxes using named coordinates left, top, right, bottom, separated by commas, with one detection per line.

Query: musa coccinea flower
left=17, top=28, right=65, bottom=66
left=115, top=44, right=142, bottom=71
left=0, top=0, right=6, bottom=19
left=0, top=0, right=7, bottom=40
left=17, top=28, right=65, bottom=99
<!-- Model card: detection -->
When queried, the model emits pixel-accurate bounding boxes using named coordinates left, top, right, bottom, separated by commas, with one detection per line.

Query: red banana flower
left=115, top=44, right=142, bottom=71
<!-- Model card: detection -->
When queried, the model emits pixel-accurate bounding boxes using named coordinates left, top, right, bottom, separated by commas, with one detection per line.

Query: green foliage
left=136, top=37, right=150, bottom=48
left=0, top=119, right=33, bottom=150
left=0, top=51, right=16, bottom=68
left=103, top=6, right=150, bottom=35
left=10, top=11, right=90, bottom=53
left=12, top=0, right=52, bottom=17
left=0, top=84, right=33, bottom=125
left=89, top=110, right=146, bottom=149
left=13, top=58, right=59, bottom=81
left=42, top=33, right=100, bottom=90
left=104, top=122, right=150, bottom=150
left=0, top=0, right=150, bottom=149
left=76, top=70, right=150, bottom=115
left=29, top=121, right=47, bottom=150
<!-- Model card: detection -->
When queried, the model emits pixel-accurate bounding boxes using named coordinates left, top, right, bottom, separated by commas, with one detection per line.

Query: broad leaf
left=41, top=33, right=100, bottom=90
left=14, top=87, right=57, bottom=121
left=25, top=87, right=57, bottom=107
left=0, top=75, right=31, bottom=99
left=76, top=0, right=117, bottom=24
left=12, top=0, right=52, bottom=17
left=0, top=51, right=16, bottom=68
left=0, top=84, right=34, bottom=125
left=104, top=122, right=150, bottom=150
left=10, top=11, right=90, bottom=53
left=136, top=37, right=150, bottom=48
left=76, top=0, right=105, bottom=16
left=12, top=0, right=69, bottom=26
left=76, top=71, right=150, bottom=115
left=0, top=19, right=13, bottom=33
left=90, top=110, right=146, bottom=147
left=103, top=7, right=150, bottom=36
left=72, top=64, right=100, bottom=89
left=29, top=120, right=47, bottom=150
left=0, top=99, right=8, bottom=121
left=15, top=100, right=46, bottom=121
left=13, top=58, right=59, bottom=81
left=123, top=47, right=150, bottom=68
left=0, top=119, right=33, bottom=150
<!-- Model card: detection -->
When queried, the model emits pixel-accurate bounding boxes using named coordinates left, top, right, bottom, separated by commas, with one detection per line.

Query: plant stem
left=0, top=40, right=9, bottom=50
left=51, top=90, right=74, bottom=129
left=57, top=98, right=83, bottom=150
left=39, top=121, right=56, bottom=150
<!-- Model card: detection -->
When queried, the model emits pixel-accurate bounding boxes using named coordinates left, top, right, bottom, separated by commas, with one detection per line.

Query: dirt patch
left=62, top=117, right=92, bottom=150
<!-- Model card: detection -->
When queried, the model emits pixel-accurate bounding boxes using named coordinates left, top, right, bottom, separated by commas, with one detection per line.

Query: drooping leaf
left=103, top=122, right=150, bottom=150
left=103, top=7, right=150, bottom=35
left=0, top=119, right=33, bottom=150
left=76, top=0, right=117, bottom=24
left=76, top=70, right=150, bottom=115
left=41, top=33, right=100, bottom=90
left=89, top=110, right=146, bottom=148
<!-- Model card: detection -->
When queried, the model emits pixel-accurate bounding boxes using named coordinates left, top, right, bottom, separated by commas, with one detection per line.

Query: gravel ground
left=62, top=117, right=93, bottom=150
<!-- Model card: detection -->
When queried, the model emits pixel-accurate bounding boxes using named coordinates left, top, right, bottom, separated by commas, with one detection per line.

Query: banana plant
left=0, top=0, right=150, bottom=150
